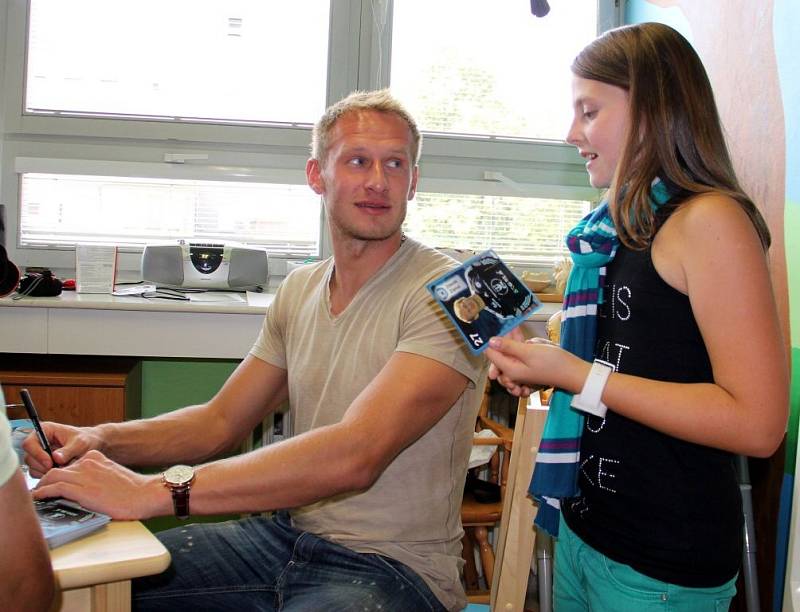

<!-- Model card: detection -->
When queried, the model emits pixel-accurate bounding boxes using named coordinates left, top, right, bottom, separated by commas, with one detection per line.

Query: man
left=25, top=90, right=486, bottom=611
left=0, top=386, right=55, bottom=612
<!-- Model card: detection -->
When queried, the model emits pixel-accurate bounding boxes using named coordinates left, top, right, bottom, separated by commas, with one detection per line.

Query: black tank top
left=561, top=210, right=742, bottom=587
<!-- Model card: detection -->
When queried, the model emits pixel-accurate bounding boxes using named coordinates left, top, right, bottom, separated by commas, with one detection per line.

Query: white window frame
left=0, top=0, right=619, bottom=278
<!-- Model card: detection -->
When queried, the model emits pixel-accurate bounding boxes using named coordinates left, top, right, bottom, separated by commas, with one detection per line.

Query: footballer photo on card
left=427, top=249, right=540, bottom=354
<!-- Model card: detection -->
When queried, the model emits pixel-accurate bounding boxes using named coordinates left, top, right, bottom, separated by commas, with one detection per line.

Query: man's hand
left=31, top=450, right=166, bottom=520
left=23, top=422, right=104, bottom=477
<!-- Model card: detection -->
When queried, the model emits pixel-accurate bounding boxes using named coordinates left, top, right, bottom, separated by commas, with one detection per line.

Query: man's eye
left=386, top=159, right=403, bottom=169
left=348, top=158, right=365, bottom=166
left=583, top=110, right=597, bottom=119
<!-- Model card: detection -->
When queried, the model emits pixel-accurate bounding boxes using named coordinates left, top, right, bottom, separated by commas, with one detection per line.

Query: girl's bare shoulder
left=661, top=192, right=759, bottom=248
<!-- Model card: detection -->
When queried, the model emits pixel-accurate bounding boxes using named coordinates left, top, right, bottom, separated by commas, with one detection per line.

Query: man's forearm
left=96, top=403, right=239, bottom=467
left=91, top=356, right=289, bottom=469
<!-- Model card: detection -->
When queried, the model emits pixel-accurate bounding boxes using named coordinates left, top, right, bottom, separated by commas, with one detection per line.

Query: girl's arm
left=487, top=193, right=788, bottom=457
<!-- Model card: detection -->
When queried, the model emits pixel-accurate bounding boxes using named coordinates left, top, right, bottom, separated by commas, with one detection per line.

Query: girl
left=485, top=22, right=788, bottom=611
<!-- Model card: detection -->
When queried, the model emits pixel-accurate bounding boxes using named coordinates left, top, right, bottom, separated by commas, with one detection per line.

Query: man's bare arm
left=32, top=352, right=473, bottom=519
left=25, top=355, right=288, bottom=474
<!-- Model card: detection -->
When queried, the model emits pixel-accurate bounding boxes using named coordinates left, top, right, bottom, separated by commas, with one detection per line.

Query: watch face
left=164, top=465, right=194, bottom=486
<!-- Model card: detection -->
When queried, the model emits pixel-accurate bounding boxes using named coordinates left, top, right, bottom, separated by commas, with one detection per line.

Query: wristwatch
left=570, top=359, right=615, bottom=418
left=162, top=464, right=195, bottom=520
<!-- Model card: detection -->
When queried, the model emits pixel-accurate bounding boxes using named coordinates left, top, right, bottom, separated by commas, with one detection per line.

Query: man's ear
left=407, top=166, right=419, bottom=200
left=306, top=158, right=325, bottom=195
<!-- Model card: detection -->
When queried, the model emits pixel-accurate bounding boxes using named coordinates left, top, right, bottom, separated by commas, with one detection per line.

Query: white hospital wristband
left=570, top=359, right=614, bottom=418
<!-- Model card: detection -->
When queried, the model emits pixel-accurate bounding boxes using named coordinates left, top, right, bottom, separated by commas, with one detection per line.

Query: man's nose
left=366, top=163, right=388, bottom=191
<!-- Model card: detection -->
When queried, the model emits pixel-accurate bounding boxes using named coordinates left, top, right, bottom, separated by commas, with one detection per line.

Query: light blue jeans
left=133, top=513, right=446, bottom=611
left=554, top=515, right=737, bottom=611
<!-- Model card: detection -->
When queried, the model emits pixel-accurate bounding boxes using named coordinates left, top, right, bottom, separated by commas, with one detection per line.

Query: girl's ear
left=306, top=158, right=325, bottom=195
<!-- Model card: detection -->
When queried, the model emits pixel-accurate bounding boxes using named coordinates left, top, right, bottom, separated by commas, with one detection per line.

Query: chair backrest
left=471, top=393, right=514, bottom=498
left=490, top=393, right=549, bottom=610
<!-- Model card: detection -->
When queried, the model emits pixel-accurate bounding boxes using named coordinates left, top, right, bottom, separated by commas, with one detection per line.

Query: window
left=390, top=0, right=597, bottom=141
left=19, top=172, right=320, bottom=257
left=2, top=1, right=616, bottom=276
left=25, top=0, right=330, bottom=125
left=406, top=192, right=589, bottom=264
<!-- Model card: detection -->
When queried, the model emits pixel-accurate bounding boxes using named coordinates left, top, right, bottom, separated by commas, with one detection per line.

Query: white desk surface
left=51, top=520, right=171, bottom=591
left=0, top=289, right=273, bottom=315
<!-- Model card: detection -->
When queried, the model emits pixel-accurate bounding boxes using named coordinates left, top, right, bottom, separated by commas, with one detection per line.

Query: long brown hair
left=572, top=22, right=770, bottom=250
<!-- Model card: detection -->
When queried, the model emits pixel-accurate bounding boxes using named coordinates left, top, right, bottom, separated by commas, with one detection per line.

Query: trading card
left=428, top=249, right=540, bottom=354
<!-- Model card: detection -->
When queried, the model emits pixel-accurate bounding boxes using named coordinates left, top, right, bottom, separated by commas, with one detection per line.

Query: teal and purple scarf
left=529, top=180, right=671, bottom=535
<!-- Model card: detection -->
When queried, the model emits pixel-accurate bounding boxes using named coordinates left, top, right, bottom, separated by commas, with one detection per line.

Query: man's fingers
left=24, top=445, right=54, bottom=477
left=31, top=480, right=73, bottom=501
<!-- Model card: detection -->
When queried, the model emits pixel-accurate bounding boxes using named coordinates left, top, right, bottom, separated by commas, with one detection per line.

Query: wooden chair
left=463, top=391, right=550, bottom=610
left=461, top=381, right=515, bottom=603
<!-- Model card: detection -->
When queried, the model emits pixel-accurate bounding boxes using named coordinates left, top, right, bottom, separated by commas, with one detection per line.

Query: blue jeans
left=554, top=515, right=737, bottom=611
left=133, top=513, right=446, bottom=611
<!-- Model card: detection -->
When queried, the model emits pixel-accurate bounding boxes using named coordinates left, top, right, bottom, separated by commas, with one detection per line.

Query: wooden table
left=51, top=520, right=171, bottom=612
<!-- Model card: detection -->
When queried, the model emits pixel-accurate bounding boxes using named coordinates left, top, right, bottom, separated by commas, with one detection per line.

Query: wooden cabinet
left=0, top=355, right=141, bottom=426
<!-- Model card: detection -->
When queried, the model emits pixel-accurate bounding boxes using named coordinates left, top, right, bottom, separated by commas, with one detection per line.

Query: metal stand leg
left=737, top=454, right=760, bottom=612
left=536, top=528, right=554, bottom=612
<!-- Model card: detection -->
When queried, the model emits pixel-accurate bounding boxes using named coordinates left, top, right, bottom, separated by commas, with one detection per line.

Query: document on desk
left=246, top=290, right=273, bottom=308
left=76, top=244, right=118, bottom=294
left=112, top=283, right=156, bottom=296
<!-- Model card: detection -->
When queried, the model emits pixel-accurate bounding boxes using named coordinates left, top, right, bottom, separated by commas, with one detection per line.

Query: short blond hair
left=311, top=89, right=422, bottom=167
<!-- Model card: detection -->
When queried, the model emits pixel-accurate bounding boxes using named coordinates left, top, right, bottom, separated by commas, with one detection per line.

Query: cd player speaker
left=142, top=245, right=184, bottom=286
left=229, top=248, right=269, bottom=288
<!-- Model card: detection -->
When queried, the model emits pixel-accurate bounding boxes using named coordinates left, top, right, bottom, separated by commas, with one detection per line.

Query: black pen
left=19, top=388, right=56, bottom=465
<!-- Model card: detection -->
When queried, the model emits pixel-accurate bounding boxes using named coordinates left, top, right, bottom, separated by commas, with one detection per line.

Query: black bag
left=18, top=270, right=63, bottom=297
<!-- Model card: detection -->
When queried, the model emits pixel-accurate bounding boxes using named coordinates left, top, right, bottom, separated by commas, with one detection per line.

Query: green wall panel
left=139, top=358, right=242, bottom=532
left=140, top=359, right=240, bottom=418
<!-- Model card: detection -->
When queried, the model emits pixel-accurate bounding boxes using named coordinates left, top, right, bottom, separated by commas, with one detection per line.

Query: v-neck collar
left=323, top=238, right=412, bottom=322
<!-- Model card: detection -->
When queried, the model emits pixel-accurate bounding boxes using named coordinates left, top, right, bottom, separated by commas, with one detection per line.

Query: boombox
left=142, top=241, right=268, bottom=290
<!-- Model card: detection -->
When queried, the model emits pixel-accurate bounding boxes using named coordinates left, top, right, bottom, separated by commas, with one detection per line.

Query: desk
left=0, top=291, right=560, bottom=358
left=52, top=520, right=171, bottom=612
left=0, top=291, right=272, bottom=358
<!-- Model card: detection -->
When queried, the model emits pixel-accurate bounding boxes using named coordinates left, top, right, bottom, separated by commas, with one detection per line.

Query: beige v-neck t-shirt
left=250, top=238, right=486, bottom=610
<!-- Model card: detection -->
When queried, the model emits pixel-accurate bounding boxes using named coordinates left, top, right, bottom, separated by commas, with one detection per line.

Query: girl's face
left=565, top=76, right=630, bottom=189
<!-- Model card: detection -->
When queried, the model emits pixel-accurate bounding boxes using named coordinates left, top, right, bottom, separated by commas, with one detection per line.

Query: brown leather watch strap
left=170, top=486, right=191, bottom=519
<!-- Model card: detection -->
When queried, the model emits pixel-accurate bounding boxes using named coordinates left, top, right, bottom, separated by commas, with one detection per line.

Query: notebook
left=34, top=497, right=112, bottom=549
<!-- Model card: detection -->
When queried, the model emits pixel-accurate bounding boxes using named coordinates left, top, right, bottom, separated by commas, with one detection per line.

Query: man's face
left=307, top=110, right=419, bottom=244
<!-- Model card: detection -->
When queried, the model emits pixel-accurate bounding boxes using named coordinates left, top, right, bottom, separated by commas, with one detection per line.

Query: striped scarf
left=528, top=180, right=671, bottom=536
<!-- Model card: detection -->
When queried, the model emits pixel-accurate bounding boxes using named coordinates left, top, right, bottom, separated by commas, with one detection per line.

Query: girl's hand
left=487, top=328, right=532, bottom=396
left=485, top=334, right=587, bottom=397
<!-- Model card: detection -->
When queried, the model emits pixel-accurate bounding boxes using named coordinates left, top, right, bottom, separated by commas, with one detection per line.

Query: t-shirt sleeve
left=249, top=276, right=290, bottom=369
left=0, top=407, right=20, bottom=489
left=396, top=273, right=486, bottom=388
